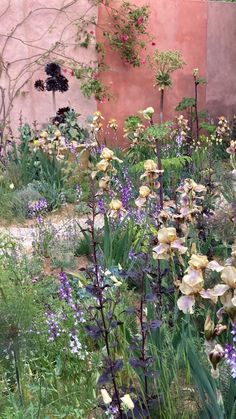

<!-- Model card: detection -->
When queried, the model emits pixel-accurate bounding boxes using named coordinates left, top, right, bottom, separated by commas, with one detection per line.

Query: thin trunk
left=160, top=89, right=164, bottom=124
left=150, top=117, right=164, bottom=210
left=13, top=345, right=23, bottom=406
left=52, top=91, right=56, bottom=114
left=194, top=79, right=199, bottom=139
left=155, top=138, right=164, bottom=209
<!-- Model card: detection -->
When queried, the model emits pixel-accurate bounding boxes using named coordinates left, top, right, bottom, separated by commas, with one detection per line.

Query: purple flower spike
left=46, top=309, right=61, bottom=341
left=58, top=271, right=73, bottom=306
left=224, top=323, right=236, bottom=379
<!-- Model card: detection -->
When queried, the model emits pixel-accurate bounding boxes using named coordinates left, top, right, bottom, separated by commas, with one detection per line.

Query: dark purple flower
left=121, top=168, right=134, bottom=209
left=57, top=74, right=69, bottom=92
left=128, top=249, right=137, bottom=260
left=52, top=106, right=71, bottom=124
left=107, top=404, right=119, bottom=415
left=34, top=79, right=45, bottom=91
left=57, top=106, right=71, bottom=116
left=45, top=74, right=69, bottom=93
left=45, top=62, right=61, bottom=77
left=121, top=186, right=132, bottom=209
left=45, top=76, right=59, bottom=92
left=96, top=144, right=106, bottom=154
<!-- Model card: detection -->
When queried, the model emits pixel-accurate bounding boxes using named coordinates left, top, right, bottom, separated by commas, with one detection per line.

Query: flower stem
left=90, top=184, right=123, bottom=417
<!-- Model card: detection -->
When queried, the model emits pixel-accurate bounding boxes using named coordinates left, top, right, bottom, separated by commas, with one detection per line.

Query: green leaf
left=69, top=127, right=78, bottom=138
left=175, top=97, right=195, bottom=111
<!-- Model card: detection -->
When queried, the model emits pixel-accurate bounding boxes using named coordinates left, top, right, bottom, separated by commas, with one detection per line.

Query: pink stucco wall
left=97, top=0, right=208, bottom=143
left=207, top=2, right=236, bottom=120
left=97, top=0, right=236, bottom=143
left=0, top=0, right=98, bottom=131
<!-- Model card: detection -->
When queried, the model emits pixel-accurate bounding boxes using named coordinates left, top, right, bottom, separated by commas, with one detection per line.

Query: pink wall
left=0, top=0, right=98, bottom=131
left=1, top=0, right=236, bottom=141
left=207, top=2, right=236, bottom=120
left=97, top=0, right=208, bottom=144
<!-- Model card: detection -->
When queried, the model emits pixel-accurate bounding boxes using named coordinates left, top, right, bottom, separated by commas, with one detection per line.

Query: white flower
left=101, top=388, right=112, bottom=405
left=110, top=275, right=122, bottom=287
left=121, top=394, right=134, bottom=410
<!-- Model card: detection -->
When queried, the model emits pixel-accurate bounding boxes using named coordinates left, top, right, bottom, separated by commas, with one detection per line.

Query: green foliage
left=102, top=216, right=137, bottom=268
left=162, top=155, right=192, bottom=171
left=11, top=184, right=42, bottom=219
left=146, top=121, right=172, bottom=139
left=176, top=96, right=195, bottom=111
left=74, top=232, right=92, bottom=257
left=200, top=121, right=217, bottom=135
left=124, top=114, right=143, bottom=132
left=7, top=123, right=37, bottom=187
left=57, top=108, right=89, bottom=143
left=75, top=67, right=109, bottom=101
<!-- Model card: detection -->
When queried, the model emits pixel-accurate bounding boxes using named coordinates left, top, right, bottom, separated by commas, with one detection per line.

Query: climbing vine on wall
left=102, top=1, right=151, bottom=67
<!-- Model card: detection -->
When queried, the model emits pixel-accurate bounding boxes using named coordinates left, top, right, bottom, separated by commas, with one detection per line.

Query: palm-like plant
left=150, top=50, right=185, bottom=123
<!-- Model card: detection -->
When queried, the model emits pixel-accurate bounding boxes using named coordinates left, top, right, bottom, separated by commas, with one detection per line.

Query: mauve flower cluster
left=105, top=404, right=119, bottom=416
left=59, top=271, right=73, bottom=305
left=96, top=144, right=106, bottom=154
left=127, top=206, right=146, bottom=225
left=46, top=308, right=62, bottom=342
left=46, top=272, right=86, bottom=356
left=28, top=198, right=48, bottom=218
left=113, top=167, right=134, bottom=209
left=225, top=323, right=236, bottom=379
left=98, top=197, right=106, bottom=214
left=176, top=134, right=183, bottom=156
left=58, top=271, right=85, bottom=323
left=69, top=329, right=83, bottom=355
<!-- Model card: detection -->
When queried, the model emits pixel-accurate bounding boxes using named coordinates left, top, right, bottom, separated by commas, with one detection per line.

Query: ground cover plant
left=0, top=97, right=235, bottom=418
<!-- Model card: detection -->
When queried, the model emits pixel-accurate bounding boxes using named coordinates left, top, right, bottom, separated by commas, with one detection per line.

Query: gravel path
left=0, top=214, right=103, bottom=253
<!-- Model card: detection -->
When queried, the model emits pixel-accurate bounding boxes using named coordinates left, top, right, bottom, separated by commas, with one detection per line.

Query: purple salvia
left=224, top=323, right=236, bottom=379
left=121, top=168, right=134, bottom=209
left=46, top=309, right=61, bottom=341
left=98, top=198, right=106, bottom=214
left=58, top=271, right=73, bottom=306
left=28, top=198, right=48, bottom=217
left=69, top=329, right=82, bottom=354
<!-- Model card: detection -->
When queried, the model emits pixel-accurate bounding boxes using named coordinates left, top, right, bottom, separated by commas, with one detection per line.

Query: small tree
left=149, top=49, right=185, bottom=123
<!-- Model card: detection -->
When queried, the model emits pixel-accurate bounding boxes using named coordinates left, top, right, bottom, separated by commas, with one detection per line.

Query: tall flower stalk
left=192, top=68, right=207, bottom=140
left=87, top=180, right=124, bottom=417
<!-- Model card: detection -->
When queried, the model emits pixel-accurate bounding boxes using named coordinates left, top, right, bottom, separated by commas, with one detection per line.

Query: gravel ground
left=0, top=214, right=103, bottom=253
